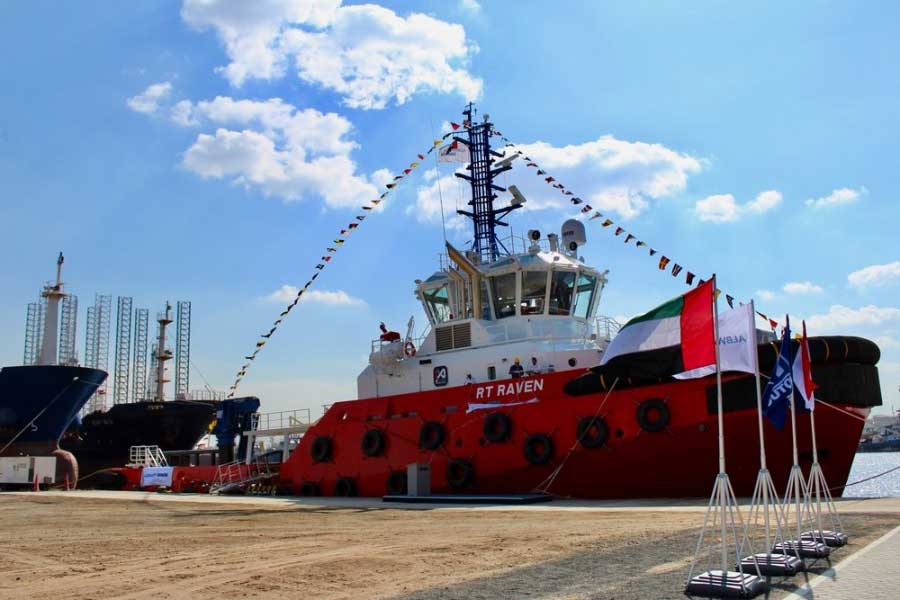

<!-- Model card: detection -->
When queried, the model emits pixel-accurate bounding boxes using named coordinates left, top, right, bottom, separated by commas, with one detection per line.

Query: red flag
left=451, top=122, right=460, bottom=130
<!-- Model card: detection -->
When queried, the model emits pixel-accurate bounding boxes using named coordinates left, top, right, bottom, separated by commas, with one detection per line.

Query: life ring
left=386, top=470, right=408, bottom=495
left=576, top=416, right=609, bottom=449
left=636, top=399, right=670, bottom=433
left=334, top=477, right=357, bottom=497
left=446, top=459, right=474, bottom=489
left=361, top=429, right=386, bottom=457
left=310, top=435, right=332, bottom=462
left=523, top=433, right=554, bottom=465
left=404, top=341, right=417, bottom=357
left=299, top=481, right=321, bottom=496
left=418, top=421, right=445, bottom=450
left=483, top=412, right=511, bottom=443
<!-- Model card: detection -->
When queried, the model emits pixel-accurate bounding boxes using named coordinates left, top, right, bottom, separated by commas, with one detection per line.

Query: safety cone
left=33, top=473, right=39, bottom=492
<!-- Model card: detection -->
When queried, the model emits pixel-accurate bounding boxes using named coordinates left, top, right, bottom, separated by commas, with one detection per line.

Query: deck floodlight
left=509, top=185, right=527, bottom=205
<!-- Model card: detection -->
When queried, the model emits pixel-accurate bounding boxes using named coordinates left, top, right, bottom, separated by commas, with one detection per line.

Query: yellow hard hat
left=514, top=357, right=521, bottom=363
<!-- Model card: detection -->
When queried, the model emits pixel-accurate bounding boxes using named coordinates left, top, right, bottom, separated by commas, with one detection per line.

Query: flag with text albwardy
left=674, top=303, right=757, bottom=379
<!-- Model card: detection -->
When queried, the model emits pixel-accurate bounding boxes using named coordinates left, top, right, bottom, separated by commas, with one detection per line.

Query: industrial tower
left=113, top=296, right=133, bottom=404
left=151, top=302, right=175, bottom=401
left=132, top=308, right=149, bottom=402
left=175, top=300, right=191, bottom=400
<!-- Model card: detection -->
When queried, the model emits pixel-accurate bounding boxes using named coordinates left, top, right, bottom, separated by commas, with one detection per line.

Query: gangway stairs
left=210, top=455, right=277, bottom=495
left=127, top=445, right=168, bottom=467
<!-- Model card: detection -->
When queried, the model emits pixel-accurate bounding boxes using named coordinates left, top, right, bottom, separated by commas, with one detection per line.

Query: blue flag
left=763, top=320, right=793, bottom=430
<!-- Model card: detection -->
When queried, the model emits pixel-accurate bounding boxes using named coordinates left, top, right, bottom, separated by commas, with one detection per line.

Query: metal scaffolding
left=175, top=300, right=192, bottom=400
left=83, top=294, right=112, bottom=413
left=113, top=296, right=133, bottom=405
left=132, top=308, right=149, bottom=403
left=58, top=294, right=78, bottom=366
left=23, top=300, right=46, bottom=366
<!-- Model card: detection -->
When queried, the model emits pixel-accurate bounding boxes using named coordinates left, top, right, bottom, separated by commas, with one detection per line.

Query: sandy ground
left=0, top=493, right=897, bottom=600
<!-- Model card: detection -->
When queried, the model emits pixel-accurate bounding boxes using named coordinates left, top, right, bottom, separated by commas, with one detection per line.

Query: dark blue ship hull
left=0, top=365, right=107, bottom=455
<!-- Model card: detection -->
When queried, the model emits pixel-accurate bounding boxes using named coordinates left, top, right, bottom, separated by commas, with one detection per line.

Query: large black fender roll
left=299, top=481, right=321, bottom=496
left=92, top=469, right=127, bottom=490
left=576, top=416, right=609, bottom=449
left=418, top=421, right=445, bottom=451
left=333, top=477, right=357, bottom=497
left=361, top=428, right=386, bottom=457
left=483, top=412, right=511, bottom=443
left=386, top=470, right=408, bottom=495
left=636, top=398, right=670, bottom=433
left=446, top=459, right=474, bottom=489
left=523, top=433, right=554, bottom=465
left=310, top=435, right=332, bottom=463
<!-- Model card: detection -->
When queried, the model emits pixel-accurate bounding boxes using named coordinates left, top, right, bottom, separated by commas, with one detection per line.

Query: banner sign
left=140, top=466, right=174, bottom=488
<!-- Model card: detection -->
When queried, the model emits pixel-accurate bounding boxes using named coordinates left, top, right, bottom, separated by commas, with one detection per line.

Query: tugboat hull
left=278, top=339, right=880, bottom=498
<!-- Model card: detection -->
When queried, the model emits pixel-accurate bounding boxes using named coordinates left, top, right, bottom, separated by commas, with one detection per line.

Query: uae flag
left=792, top=320, right=817, bottom=410
left=600, top=280, right=716, bottom=377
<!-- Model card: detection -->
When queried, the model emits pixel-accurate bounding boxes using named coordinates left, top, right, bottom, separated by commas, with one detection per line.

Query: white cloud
left=848, top=261, right=900, bottom=289
left=805, top=304, right=900, bottom=333
left=264, top=285, right=366, bottom=306
left=181, top=0, right=482, bottom=109
left=695, top=193, right=740, bottom=223
left=783, top=281, right=824, bottom=295
left=126, top=81, right=172, bottom=114
left=805, top=186, right=867, bottom=208
left=512, top=136, right=704, bottom=219
left=409, top=173, right=468, bottom=231
left=755, top=289, right=776, bottom=302
left=695, top=190, right=782, bottom=223
left=459, top=0, right=482, bottom=14
left=177, top=96, right=379, bottom=208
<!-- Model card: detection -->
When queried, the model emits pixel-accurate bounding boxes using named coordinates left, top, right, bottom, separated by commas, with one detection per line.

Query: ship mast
left=152, top=302, right=174, bottom=401
left=454, top=103, right=521, bottom=263
left=37, top=252, right=65, bottom=366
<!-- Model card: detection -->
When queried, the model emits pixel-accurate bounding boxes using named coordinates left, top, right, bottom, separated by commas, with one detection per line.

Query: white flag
left=675, top=303, right=756, bottom=379
left=438, top=140, right=470, bottom=163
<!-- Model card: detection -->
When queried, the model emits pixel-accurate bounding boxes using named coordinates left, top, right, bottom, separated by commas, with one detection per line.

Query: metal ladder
left=127, top=445, right=168, bottom=467
left=209, top=455, right=278, bottom=495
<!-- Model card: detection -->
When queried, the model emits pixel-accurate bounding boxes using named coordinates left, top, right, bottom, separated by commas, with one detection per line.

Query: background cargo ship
left=1, top=254, right=107, bottom=485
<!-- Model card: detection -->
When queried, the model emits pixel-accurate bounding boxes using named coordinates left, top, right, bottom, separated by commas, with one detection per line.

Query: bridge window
left=572, top=272, right=597, bottom=319
left=423, top=285, right=452, bottom=323
left=548, top=270, right=575, bottom=315
left=490, top=273, right=517, bottom=319
left=520, top=271, right=548, bottom=315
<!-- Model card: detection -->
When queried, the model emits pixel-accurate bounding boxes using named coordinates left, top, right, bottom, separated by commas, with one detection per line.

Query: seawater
left=842, top=451, right=900, bottom=498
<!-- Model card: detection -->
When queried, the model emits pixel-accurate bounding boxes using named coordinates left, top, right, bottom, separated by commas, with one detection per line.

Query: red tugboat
left=276, top=105, right=882, bottom=498
left=110, top=105, right=882, bottom=497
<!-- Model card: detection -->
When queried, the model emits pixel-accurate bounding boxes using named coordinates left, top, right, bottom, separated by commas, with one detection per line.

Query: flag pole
left=751, top=300, right=770, bottom=550
left=712, top=275, right=728, bottom=574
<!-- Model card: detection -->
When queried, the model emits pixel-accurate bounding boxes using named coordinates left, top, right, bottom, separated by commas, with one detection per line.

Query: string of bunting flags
left=227, top=131, right=457, bottom=397
left=487, top=130, right=782, bottom=332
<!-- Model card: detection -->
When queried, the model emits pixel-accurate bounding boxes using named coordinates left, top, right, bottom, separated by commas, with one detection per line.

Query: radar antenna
left=454, top=103, right=521, bottom=263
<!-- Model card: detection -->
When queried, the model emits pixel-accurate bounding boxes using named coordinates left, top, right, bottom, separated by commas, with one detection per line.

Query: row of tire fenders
left=297, top=398, right=671, bottom=497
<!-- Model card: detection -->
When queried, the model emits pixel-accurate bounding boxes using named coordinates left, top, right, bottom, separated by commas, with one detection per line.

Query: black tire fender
left=636, top=398, right=670, bottom=433
left=310, top=436, right=332, bottom=463
left=576, top=416, right=609, bottom=449
left=418, top=421, right=445, bottom=451
left=483, top=412, right=511, bottom=443
left=361, top=429, right=386, bottom=457
left=523, top=433, right=554, bottom=465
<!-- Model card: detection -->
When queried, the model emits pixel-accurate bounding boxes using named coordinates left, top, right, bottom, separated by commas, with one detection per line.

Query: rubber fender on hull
left=576, top=416, right=609, bottom=448
left=564, top=336, right=882, bottom=397
left=386, top=470, right=408, bottom=495
left=310, top=436, right=332, bottom=463
left=523, top=433, right=554, bottom=465
left=300, top=481, right=321, bottom=496
left=361, top=429, right=386, bottom=457
left=418, top=421, right=445, bottom=451
left=333, top=477, right=357, bottom=497
left=636, top=399, right=670, bottom=433
left=446, top=459, right=474, bottom=489
left=483, top=412, right=511, bottom=443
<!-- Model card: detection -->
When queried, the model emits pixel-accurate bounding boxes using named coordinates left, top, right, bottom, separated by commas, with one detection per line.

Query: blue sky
left=1, top=1, right=898, bottom=415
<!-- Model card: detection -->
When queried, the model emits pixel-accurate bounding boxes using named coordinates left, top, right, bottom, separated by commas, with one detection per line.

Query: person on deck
left=527, top=356, right=542, bottom=375
left=509, top=357, right=524, bottom=378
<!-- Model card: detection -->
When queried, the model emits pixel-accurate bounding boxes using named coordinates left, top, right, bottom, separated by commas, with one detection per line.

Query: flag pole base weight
left=739, top=553, right=804, bottom=577
left=772, top=540, right=831, bottom=559
left=685, top=570, right=765, bottom=598
left=801, top=530, right=847, bottom=547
